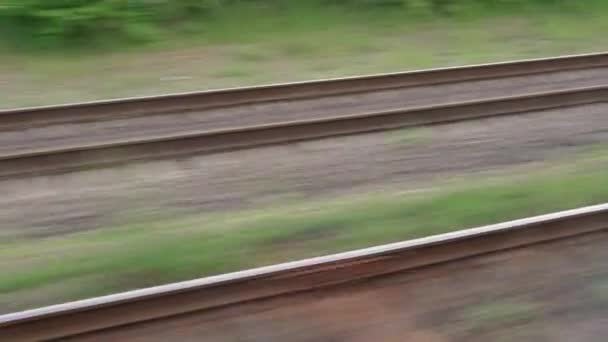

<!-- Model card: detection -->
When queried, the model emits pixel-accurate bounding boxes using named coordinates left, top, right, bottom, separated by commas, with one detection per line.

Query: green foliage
left=0, top=0, right=602, bottom=48
left=0, top=0, right=220, bottom=47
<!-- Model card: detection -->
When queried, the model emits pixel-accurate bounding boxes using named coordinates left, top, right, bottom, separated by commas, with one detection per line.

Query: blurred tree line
left=0, top=0, right=219, bottom=46
left=0, top=0, right=574, bottom=47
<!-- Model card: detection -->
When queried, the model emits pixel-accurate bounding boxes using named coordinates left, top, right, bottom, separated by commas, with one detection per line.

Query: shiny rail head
left=1, top=51, right=607, bottom=114
left=2, top=202, right=608, bottom=327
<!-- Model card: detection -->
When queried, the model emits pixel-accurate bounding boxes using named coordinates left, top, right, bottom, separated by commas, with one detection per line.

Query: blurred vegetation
left=0, top=0, right=219, bottom=47
left=2, top=148, right=608, bottom=312
left=0, top=0, right=604, bottom=49
left=2, top=0, right=606, bottom=108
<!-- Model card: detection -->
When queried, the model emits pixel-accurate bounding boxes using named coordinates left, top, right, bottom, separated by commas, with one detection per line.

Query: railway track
left=2, top=203, right=607, bottom=341
left=1, top=52, right=608, bottom=178
left=3, top=53, right=608, bottom=340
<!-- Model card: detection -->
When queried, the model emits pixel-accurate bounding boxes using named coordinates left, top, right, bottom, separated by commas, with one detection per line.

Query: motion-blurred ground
left=2, top=1, right=608, bottom=329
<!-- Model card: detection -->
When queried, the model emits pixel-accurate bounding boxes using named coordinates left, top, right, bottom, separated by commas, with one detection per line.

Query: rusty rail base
left=1, top=85, right=607, bottom=179
left=1, top=203, right=608, bottom=341
left=1, top=52, right=607, bottom=131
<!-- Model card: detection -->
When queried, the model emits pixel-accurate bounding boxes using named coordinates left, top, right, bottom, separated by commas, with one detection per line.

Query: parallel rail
left=2, top=203, right=608, bottom=341
left=2, top=85, right=607, bottom=178
left=1, top=52, right=608, bottom=131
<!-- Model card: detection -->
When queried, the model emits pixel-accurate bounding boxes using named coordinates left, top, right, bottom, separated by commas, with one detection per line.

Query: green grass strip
left=1, top=158, right=607, bottom=313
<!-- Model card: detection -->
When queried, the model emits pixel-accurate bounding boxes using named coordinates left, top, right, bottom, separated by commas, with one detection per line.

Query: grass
left=1, top=151, right=608, bottom=313
left=590, top=280, right=608, bottom=303
left=462, top=300, right=539, bottom=331
left=210, top=66, right=255, bottom=79
left=2, top=4, right=608, bottom=109
left=388, top=127, right=434, bottom=146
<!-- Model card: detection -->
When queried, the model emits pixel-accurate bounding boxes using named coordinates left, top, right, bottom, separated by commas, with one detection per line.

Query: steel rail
left=1, top=85, right=607, bottom=179
left=1, top=52, right=607, bottom=131
left=2, top=203, right=608, bottom=341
